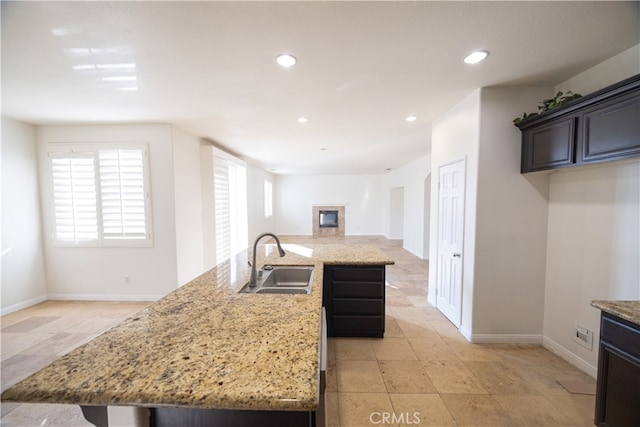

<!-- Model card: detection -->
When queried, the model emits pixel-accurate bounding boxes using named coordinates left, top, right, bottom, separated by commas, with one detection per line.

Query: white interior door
left=435, top=160, right=465, bottom=327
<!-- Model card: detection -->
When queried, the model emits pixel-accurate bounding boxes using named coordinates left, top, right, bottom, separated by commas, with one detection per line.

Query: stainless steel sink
left=256, top=287, right=309, bottom=294
left=240, top=266, right=313, bottom=294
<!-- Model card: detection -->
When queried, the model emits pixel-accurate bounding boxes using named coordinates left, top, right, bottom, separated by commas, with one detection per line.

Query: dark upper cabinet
left=518, top=74, right=640, bottom=173
left=580, top=90, right=640, bottom=164
left=521, top=117, right=576, bottom=172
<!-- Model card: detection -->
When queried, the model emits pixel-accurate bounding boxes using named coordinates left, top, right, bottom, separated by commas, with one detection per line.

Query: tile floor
left=1, top=236, right=597, bottom=426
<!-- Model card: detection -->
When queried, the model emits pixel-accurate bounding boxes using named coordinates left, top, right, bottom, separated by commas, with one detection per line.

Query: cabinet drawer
left=333, top=281, right=384, bottom=298
left=332, top=266, right=384, bottom=282
left=601, top=314, right=640, bottom=359
left=332, top=315, right=384, bottom=337
left=333, top=298, right=383, bottom=315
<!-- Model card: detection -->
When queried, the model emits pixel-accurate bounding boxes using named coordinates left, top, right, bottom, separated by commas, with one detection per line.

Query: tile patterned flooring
left=1, top=236, right=596, bottom=426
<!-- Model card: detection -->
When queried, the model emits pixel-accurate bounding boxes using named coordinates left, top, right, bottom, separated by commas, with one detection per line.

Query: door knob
left=453, top=253, right=461, bottom=258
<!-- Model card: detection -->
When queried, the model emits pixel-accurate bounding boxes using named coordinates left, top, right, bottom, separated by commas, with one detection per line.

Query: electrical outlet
left=124, top=276, right=131, bottom=284
left=572, top=322, right=593, bottom=350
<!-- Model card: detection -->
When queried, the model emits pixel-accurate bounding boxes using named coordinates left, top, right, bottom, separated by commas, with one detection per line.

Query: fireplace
left=312, top=205, right=345, bottom=237
left=319, top=210, right=339, bottom=228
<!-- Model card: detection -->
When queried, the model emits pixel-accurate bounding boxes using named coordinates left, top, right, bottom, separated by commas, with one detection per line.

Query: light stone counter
left=1, top=243, right=393, bottom=412
left=591, top=300, right=640, bottom=327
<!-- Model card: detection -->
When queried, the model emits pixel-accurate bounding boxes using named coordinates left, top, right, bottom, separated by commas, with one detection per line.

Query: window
left=214, top=152, right=247, bottom=263
left=264, top=180, right=273, bottom=218
left=49, top=143, right=152, bottom=247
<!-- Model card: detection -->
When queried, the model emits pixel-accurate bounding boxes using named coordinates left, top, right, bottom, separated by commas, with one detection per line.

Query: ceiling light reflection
left=100, top=76, right=137, bottom=82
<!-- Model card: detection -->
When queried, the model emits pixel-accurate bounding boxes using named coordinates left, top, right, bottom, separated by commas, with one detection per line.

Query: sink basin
left=261, top=266, right=313, bottom=287
left=256, top=287, right=309, bottom=294
left=240, top=266, right=313, bottom=294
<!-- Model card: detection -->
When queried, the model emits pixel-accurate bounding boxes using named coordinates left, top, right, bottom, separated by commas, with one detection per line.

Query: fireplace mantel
left=312, top=205, right=345, bottom=237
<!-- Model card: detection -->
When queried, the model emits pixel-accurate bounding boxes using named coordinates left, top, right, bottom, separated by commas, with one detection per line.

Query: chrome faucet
left=249, top=233, right=286, bottom=286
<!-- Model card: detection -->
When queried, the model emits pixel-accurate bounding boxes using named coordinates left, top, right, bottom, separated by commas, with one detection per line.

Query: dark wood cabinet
left=521, top=117, right=576, bottom=172
left=595, top=312, right=640, bottom=426
left=580, top=90, right=640, bottom=164
left=323, top=265, right=385, bottom=338
left=518, top=74, right=640, bottom=173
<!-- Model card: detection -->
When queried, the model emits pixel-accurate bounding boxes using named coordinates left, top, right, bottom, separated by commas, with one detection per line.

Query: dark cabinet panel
left=332, top=282, right=385, bottom=298
left=595, top=313, right=640, bottom=427
left=152, top=407, right=314, bottom=427
left=521, top=118, right=576, bottom=172
left=332, top=267, right=384, bottom=282
left=333, top=298, right=383, bottom=315
left=323, top=265, right=385, bottom=338
left=332, top=315, right=384, bottom=337
left=581, top=92, right=640, bottom=163
left=518, top=74, right=640, bottom=173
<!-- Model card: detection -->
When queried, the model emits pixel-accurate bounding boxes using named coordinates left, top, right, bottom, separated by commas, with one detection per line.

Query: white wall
left=1, top=117, right=48, bottom=314
left=388, top=187, right=404, bottom=239
left=473, top=86, right=552, bottom=340
left=275, top=174, right=384, bottom=235
left=543, top=45, right=640, bottom=376
left=172, top=126, right=204, bottom=285
left=556, top=44, right=640, bottom=96
left=428, top=90, right=481, bottom=338
left=37, top=124, right=179, bottom=300
left=382, top=154, right=432, bottom=258
left=273, top=154, right=432, bottom=255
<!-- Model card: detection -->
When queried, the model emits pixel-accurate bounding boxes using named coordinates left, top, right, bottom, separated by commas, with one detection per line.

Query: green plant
left=513, top=91, right=582, bottom=125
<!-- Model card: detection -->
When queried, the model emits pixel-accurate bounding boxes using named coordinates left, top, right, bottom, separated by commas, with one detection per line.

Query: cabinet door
left=521, top=117, right=577, bottom=173
left=595, top=345, right=640, bottom=426
left=580, top=91, right=640, bottom=164
left=595, top=314, right=640, bottom=426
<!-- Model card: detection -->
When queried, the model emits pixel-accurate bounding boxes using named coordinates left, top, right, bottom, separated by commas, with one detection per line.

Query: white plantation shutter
left=212, top=152, right=247, bottom=264
left=99, top=149, right=148, bottom=240
left=51, top=153, right=99, bottom=243
left=49, top=144, right=152, bottom=247
left=214, top=156, right=231, bottom=262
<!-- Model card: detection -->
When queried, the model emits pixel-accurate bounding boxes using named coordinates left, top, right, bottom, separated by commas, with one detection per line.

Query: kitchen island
left=1, top=242, right=393, bottom=427
left=591, top=300, right=640, bottom=427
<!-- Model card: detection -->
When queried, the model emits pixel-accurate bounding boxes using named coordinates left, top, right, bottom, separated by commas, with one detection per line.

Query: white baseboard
left=459, top=326, right=472, bottom=341
left=47, top=294, right=163, bottom=302
left=543, top=336, right=597, bottom=379
left=470, top=334, right=543, bottom=344
left=1, top=294, right=48, bottom=316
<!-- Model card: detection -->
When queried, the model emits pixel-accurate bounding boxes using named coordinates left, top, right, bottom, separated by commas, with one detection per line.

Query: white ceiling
left=2, top=1, right=639, bottom=174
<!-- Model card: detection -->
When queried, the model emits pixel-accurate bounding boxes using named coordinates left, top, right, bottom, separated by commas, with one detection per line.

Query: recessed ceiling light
left=276, top=53, right=297, bottom=68
left=297, top=116, right=309, bottom=123
left=405, top=115, right=417, bottom=122
left=464, top=50, right=489, bottom=64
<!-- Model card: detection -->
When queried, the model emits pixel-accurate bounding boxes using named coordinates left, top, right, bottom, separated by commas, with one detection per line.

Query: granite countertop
left=591, top=300, right=640, bottom=327
left=1, top=243, right=393, bottom=411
